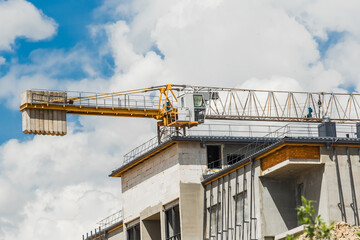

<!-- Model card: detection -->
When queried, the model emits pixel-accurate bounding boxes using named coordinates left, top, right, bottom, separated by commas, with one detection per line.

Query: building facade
left=84, top=124, right=360, bottom=240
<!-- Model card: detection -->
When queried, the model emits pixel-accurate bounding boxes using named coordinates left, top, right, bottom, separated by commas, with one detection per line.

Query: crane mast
left=20, top=84, right=360, bottom=138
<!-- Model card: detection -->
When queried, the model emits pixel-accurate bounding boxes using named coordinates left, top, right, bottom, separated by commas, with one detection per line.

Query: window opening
left=227, top=154, right=244, bottom=165
left=207, top=145, right=222, bottom=169
left=234, top=191, right=248, bottom=226
left=165, top=205, right=181, bottom=240
left=208, top=203, right=221, bottom=237
left=127, top=223, right=140, bottom=240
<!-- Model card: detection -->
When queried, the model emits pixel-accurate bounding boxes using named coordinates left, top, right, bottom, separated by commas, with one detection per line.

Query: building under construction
left=19, top=85, right=360, bottom=240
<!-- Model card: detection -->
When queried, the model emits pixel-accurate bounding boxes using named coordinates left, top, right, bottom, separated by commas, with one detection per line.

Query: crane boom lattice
left=19, top=84, right=360, bottom=137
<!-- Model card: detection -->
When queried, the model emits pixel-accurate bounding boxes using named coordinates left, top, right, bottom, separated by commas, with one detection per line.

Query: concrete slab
left=261, top=159, right=323, bottom=178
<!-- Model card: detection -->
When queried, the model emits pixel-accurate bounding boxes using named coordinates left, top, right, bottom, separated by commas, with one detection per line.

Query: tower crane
left=20, top=84, right=360, bottom=141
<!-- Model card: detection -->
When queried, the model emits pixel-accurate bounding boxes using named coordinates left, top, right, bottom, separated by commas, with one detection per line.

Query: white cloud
left=2, top=184, right=121, bottom=240
left=0, top=115, right=155, bottom=239
left=1, top=0, right=360, bottom=239
left=0, top=56, right=5, bottom=65
left=270, top=0, right=360, bottom=39
left=324, top=35, right=360, bottom=89
left=0, top=47, right=110, bottom=110
left=0, top=0, right=57, bottom=51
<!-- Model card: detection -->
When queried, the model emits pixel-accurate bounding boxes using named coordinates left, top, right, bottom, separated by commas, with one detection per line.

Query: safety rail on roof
left=207, top=122, right=359, bottom=170
left=97, top=210, right=123, bottom=229
left=121, top=122, right=358, bottom=166
left=83, top=210, right=123, bottom=240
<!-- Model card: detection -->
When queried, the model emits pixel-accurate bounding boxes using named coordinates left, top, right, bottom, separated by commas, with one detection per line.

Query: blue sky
left=1, top=0, right=360, bottom=239
left=0, top=0, right=114, bottom=144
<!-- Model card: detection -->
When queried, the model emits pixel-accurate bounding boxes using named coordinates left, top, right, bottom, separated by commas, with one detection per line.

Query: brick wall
left=261, top=145, right=320, bottom=171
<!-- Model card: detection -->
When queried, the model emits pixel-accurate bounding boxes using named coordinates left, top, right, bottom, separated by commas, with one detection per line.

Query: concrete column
left=179, top=182, right=204, bottom=240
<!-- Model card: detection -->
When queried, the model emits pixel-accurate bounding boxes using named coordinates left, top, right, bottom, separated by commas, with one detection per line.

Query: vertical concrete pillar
left=179, top=182, right=204, bottom=240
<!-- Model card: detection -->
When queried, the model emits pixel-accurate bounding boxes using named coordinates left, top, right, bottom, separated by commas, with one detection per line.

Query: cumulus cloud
left=0, top=47, right=110, bottom=109
left=0, top=56, right=5, bottom=65
left=0, top=0, right=57, bottom=51
left=2, top=184, right=121, bottom=240
left=1, top=0, right=360, bottom=239
left=324, top=35, right=360, bottom=90
left=0, top=115, right=155, bottom=239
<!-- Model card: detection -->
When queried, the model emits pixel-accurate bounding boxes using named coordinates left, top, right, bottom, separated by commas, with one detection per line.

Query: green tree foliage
left=286, top=196, right=334, bottom=240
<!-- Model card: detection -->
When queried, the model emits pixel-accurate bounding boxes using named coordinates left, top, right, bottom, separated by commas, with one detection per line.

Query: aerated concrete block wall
left=121, top=141, right=208, bottom=239
left=121, top=144, right=180, bottom=223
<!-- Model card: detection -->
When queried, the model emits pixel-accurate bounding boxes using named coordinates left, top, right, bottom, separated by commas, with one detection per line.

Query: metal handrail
left=122, top=122, right=358, bottom=167
left=97, top=210, right=123, bottom=229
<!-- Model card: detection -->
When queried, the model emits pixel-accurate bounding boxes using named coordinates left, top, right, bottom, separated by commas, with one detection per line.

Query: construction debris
left=297, top=222, right=360, bottom=240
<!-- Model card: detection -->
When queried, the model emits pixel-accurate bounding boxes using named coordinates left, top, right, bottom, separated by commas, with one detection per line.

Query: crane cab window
left=193, top=95, right=205, bottom=107
left=207, top=145, right=222, bottom=169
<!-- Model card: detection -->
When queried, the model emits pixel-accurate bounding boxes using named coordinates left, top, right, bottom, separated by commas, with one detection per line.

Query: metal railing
left=207, top=122, right=358, bottom=170
left=83, top=210, right=123, bottom=240
left=28, top=90, right=170, bottom=110
left=97, top=210, right=123, bottom=229
left=122, top=122, right=358, bottom=167
left=123, top=136, right=160, bottom=165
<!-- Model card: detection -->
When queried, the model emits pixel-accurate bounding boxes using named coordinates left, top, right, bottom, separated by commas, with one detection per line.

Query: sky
left=0, top=0, right=360, bottom=239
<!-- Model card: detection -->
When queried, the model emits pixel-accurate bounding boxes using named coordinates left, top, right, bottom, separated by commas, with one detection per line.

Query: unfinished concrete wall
left=204, top=162, right=259, bottom=240
left=178, top=142, right=207, bottom=183
left=294, top=165, right=325, bottom=220
left=179, top=183, right=204, bottom=240
left=320, top=146, right=360, bottom=226
left=141, top=220, right=161, bottom=240
left=121, top=144, right=180, bottom=223
left=21, top=90, right=67, bottom=135
left=140, top=204, right=162, bottom=240
left=260, top=177, right=297, bottom=237
left=107, top=227, right=124, bottom=240
left=259, top=145, right=360, bottom=237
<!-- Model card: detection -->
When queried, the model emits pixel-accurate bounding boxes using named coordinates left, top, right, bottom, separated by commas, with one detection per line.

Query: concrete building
left=83, top=123, right=360, bottom=240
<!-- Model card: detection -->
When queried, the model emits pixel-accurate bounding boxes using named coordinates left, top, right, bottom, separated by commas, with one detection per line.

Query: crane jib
left=19, top=86, right=360, bottom=136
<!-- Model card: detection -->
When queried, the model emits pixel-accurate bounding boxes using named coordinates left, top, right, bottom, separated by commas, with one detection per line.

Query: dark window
left=208, top=204, right=221, bottom=237
left=165, top=205, right=181, bottom=240
left=127, top=223, right=140, bottom=240
left=207, top=145, right=222, bottom=169
left=227, top=154, right=244, bottom=165
left=234, top=191, right=248, bottom=225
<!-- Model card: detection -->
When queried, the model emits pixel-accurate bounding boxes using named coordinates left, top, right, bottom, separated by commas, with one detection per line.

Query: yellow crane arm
left=19, top=84, right=360, bottom=136
left=19, top=84, right=197, bottom=136
left=19, top=103, right=160, bottom=118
